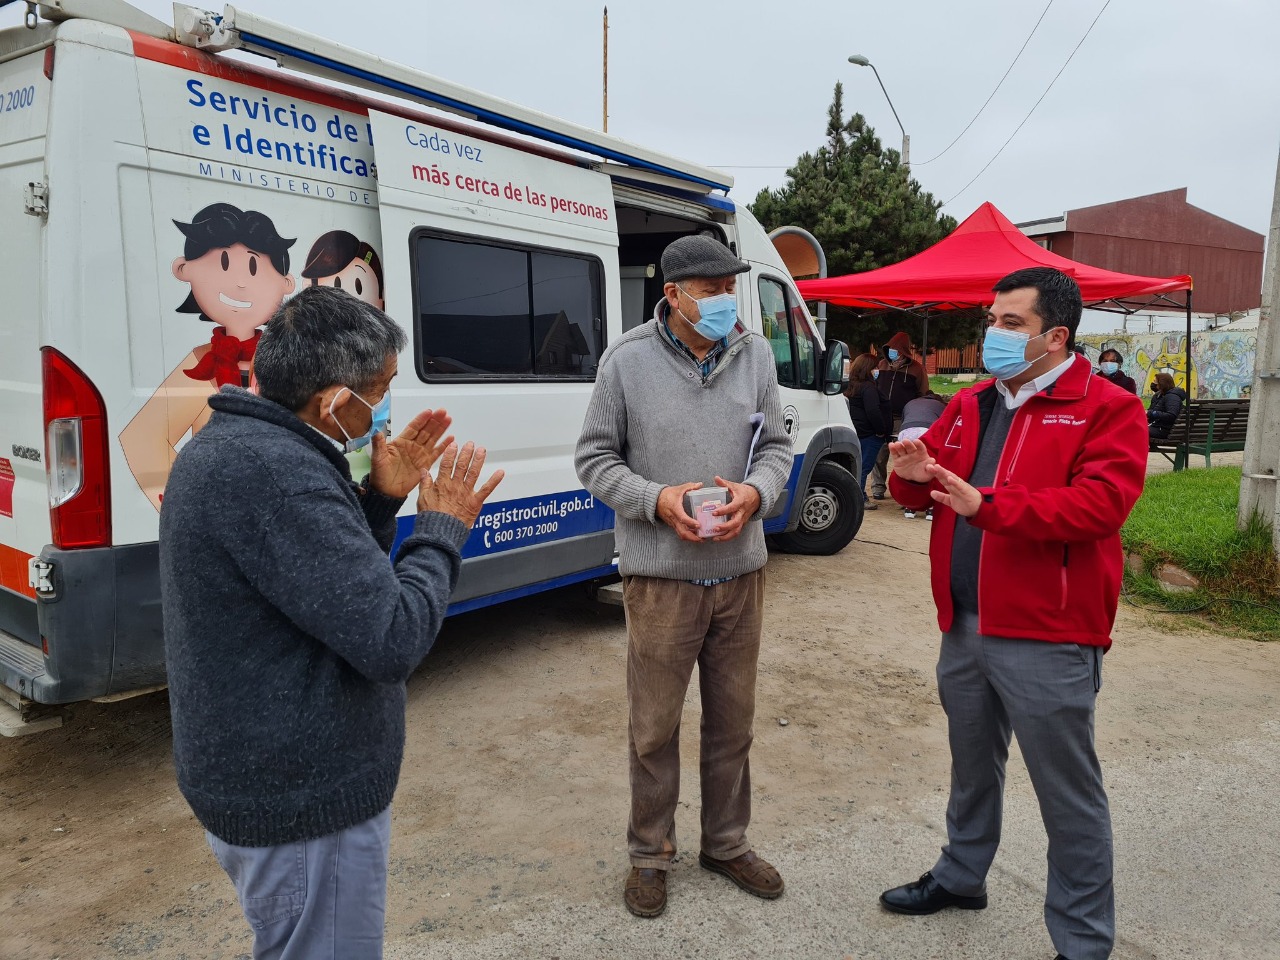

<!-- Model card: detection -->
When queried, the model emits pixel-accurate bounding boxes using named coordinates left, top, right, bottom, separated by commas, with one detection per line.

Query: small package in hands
left=684, top=487, right=729, bottom=539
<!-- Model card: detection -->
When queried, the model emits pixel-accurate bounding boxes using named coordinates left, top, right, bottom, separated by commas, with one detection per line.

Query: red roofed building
left=1018, top=188, right=1264, bottom=316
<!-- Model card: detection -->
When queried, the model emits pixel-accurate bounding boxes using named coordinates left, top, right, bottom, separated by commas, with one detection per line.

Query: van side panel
left=369, top=109, right=622, bottom=605
left=116, top=42, right=385, bottom=527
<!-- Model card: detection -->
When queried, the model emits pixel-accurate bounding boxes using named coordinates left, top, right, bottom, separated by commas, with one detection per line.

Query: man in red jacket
left=877, top=268, right=1147, bottom=960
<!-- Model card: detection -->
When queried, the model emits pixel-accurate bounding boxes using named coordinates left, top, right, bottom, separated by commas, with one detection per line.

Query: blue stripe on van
left=391, top=457, right=801, bottom=560
left=391, top=489, right=615, bottom=560
left=762, top=457, right=804, bottom=534
left=445, top=562, right=618, bottom=616
left=390, top=456, right=802, bottom=614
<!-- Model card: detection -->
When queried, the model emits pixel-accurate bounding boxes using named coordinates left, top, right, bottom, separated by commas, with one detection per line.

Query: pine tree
left=749, top=83, right=975, bottom=354
left=750, top=82, right=955, bottom=277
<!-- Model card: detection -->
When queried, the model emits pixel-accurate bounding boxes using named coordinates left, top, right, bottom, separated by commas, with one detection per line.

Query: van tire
left=770, top=460, right=862, bottom=556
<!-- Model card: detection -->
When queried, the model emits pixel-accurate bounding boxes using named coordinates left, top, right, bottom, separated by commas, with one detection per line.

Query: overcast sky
left=37, top=0, right=1277, bottom=290
left=101, top=0, right=1279, bottom=237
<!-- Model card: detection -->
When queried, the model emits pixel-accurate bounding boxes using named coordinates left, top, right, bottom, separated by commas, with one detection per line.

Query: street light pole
left=848, top=54, right=909, bottom=167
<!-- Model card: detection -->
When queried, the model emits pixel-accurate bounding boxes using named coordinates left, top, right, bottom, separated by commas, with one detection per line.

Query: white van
left=0, top=0, right=861, bottom=727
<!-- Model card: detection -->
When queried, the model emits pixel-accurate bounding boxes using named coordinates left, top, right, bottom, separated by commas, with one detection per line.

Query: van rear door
left=0, top=47, right=53, bottom=635
left=368, top=110, right=622, bottom=609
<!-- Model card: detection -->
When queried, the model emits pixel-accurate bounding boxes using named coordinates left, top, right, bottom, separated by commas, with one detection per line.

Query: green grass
left=929, top=374, right=984, bottom=395
left=1122, top=467, right=1280, bottom=638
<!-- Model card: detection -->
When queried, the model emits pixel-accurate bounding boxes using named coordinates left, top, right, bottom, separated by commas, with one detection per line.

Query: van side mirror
left=821, top=340, right=851, bottom=396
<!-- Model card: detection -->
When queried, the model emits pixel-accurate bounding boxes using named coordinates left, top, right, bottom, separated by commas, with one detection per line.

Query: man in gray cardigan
left=160, top=286, right=502, bottom=959
left=576, top=235, right=792, bottom=918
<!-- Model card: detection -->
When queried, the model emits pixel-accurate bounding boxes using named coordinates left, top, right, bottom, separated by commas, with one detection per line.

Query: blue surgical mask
left=677, top=285, right=738, bottom=341
left=1100, top=361, right=1119, bottom=376
left=330, top=387, right=391, bottom=453
left=887, top=348, right=900, bottom=362
left=872, top=369, right=880, bottom=380
left=982, top=327, right=1048, bottom=381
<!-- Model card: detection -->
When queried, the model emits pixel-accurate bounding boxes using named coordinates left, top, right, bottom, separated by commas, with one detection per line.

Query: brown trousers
left=622, top=570, right=765, bottom=870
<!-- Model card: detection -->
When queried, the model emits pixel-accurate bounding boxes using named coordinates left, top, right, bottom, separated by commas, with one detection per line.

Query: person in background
left=896, top=392, right=947, bottom=520
left=869, top=332, right=925, bottom=501
left=845, top=353, right=890, bottom=510
left=1147, top=372, right=1187, bottom=439
left=1096, top=349, right=1137, bottom=395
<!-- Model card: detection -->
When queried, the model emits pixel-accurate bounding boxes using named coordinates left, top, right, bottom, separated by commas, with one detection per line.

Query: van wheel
left=770, top=460, right=862, bottom=555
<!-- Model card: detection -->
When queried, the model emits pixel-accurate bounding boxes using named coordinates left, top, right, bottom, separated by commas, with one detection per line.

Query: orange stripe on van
left=0, top=544, right=36, bottom=600
left=130, top=32, right=374, bottom=117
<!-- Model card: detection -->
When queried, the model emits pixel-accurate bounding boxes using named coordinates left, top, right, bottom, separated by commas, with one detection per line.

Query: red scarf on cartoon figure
left=184, top=328, right=261, bottom=387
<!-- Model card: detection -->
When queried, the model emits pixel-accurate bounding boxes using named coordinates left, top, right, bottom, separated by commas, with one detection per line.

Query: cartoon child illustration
left=120, top=202, right=295, bottom=511
left=301, top=230, right=384, bottom=309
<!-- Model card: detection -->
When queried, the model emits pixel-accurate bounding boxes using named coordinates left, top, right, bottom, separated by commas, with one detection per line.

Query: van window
left=413, top=232, right=604, bottom=379
left=758, top=276, right=818, bottom=389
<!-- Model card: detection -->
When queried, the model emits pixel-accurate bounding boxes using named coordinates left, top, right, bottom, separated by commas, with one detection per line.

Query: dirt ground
left=2, top=498, right=1278, bottom=959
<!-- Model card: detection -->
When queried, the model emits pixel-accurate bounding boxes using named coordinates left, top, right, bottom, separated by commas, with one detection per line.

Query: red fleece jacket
left=889, top=354, right=1148, bottom=649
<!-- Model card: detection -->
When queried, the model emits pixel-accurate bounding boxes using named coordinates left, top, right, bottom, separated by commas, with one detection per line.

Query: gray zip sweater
left=159, top=388, right=468, bottom=847
left=575, top=305, right=793, bottom=580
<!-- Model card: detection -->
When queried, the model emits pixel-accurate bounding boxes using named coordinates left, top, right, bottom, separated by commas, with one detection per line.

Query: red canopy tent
left=795, top=201, right=1192, bottom=311
left=795, top=202, right=1194, bottom=386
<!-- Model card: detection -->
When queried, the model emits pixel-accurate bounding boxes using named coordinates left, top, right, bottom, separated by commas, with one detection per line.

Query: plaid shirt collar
left=658, top=302, right=727, bottom=378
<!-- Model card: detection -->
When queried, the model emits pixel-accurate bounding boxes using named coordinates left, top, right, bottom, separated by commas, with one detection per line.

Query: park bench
left=1149, top=397, right=1251, bottom=471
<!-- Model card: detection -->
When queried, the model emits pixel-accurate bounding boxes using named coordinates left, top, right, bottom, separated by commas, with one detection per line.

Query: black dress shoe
left=878, top=871, right=988, bottom=915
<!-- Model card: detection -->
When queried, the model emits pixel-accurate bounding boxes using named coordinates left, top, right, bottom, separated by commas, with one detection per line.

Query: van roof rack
left=9, top=1, right=734, bottom=193
left=11, top=0, right=170, bottom=40
left=170, top=5, right=734, bottom=193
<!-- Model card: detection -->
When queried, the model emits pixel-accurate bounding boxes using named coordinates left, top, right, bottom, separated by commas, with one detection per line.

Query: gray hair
left=254, top=286, right=407, bottom=411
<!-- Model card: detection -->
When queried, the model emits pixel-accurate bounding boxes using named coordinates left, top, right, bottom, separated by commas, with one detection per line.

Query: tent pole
left=1186, top=288, right=1194, bottom=397
left=1185, top=288, right=1194, bottom=448
left=921, top=313, right=929, bottom=386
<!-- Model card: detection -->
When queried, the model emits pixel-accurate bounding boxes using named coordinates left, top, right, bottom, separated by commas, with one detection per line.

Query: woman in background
left=845, top=353, right=891, bottom=510
left=1097, top=348, right=1137, bottom=394
left=1147, top=372, right=1187, bottom=439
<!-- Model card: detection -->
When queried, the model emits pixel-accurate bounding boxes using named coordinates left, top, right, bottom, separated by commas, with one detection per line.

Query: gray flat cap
left=661, top=235, right=751, bottom=283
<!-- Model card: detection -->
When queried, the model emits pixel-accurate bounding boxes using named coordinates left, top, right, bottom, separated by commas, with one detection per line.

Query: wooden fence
left=926, top=344, right=981, bottom=375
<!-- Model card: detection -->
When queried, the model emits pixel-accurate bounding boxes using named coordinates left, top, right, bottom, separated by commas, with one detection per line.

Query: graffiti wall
left=1077, top=330, right=1257, bottom=399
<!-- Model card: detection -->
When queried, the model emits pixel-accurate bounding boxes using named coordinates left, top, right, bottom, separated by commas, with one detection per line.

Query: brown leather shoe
left=699, top=850, right=784, bottom=899
left=623, top=867, right=667, bottom=917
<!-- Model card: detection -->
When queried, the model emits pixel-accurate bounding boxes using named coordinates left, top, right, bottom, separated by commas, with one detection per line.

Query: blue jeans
left=859, top=436, right=885, bottom=501
left=206, top=807, right=392, bottom=960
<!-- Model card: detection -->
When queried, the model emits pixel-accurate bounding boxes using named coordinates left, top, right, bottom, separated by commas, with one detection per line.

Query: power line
left=915, top=0, right=1055, bottom=166
left=945, top=0, right=1112, bottom=208
left=720, top=3, right=1055, bottom=173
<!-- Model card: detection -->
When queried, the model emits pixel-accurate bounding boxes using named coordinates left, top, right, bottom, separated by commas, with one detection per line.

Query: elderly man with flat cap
left=576, top=235, right=793, bottom=918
